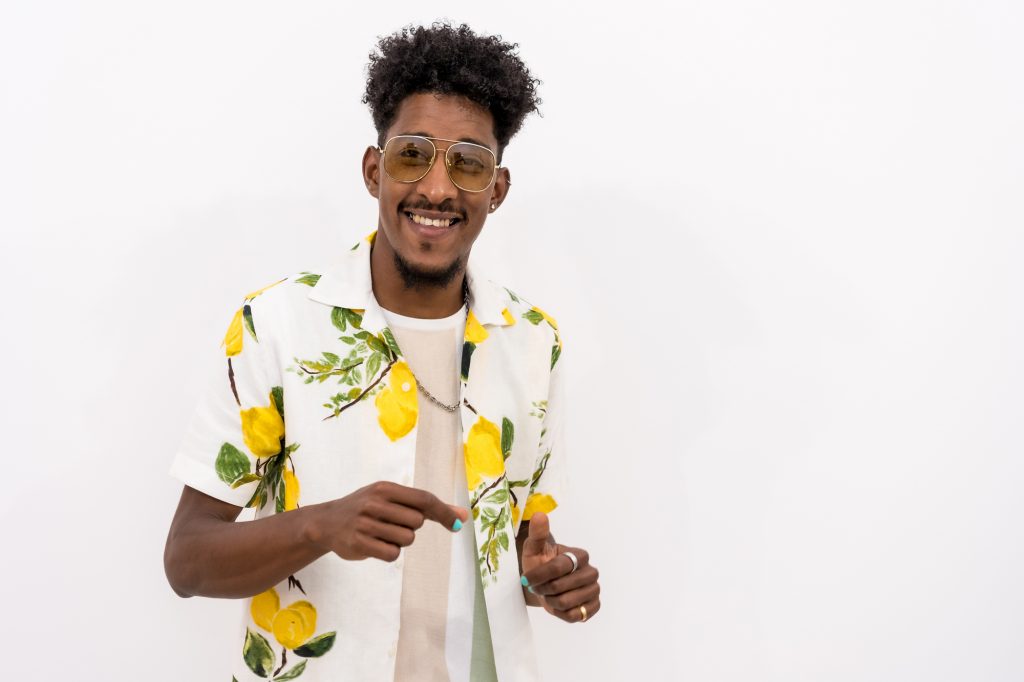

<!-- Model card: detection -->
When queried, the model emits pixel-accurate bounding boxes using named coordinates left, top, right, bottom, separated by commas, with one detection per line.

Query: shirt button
left=401, top=382, right=411, bottom=392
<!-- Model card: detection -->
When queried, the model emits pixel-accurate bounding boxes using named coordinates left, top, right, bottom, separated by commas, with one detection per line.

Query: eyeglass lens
left=383, top=136, right=495, bottom=192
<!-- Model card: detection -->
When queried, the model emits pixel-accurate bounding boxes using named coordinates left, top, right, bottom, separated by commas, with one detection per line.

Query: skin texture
left=164, top=90, right=600, bottom=624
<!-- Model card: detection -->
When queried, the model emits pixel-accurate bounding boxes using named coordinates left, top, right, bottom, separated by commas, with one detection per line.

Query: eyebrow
left=401, top=131, right=493, bottom=150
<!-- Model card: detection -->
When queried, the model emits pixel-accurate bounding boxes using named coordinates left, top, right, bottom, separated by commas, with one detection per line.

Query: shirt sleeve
left=170, top=295, right=285, bottom=508
left=522, top=333, right=568, bottom=521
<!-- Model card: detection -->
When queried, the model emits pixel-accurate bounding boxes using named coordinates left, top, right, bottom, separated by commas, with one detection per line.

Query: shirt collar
left=307, top=232, right=514, bottom=332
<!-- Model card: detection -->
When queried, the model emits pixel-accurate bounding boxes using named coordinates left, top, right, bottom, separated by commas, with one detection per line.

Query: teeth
left=409, top=212, right=453, bottom=228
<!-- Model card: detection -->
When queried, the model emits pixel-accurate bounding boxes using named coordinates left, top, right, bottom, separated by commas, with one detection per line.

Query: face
left=362, top=93, right=511, bottom=287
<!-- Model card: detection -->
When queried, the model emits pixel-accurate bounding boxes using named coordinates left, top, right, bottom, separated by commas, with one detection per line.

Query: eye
left=399, top=146, right=430, bottom=161
left=451, top=154, right=486, bottom=171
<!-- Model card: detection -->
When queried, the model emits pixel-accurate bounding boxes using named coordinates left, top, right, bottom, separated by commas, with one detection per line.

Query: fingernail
left=520, top=576, right=529, bottom=587
left=528, top=586, right=535, bottom=593
left=452, top=519, right=463, bottom=532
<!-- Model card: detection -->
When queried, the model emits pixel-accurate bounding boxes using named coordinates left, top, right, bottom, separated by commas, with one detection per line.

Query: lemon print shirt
left=170, top=234, right=567, bottom=682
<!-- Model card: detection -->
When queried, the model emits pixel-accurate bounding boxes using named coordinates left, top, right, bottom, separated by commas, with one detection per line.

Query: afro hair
left=363, top=22, right=541, bottom=160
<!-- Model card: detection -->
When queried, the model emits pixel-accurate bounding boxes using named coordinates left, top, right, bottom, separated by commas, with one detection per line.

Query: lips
left=401, top=208, right=462, bottom=237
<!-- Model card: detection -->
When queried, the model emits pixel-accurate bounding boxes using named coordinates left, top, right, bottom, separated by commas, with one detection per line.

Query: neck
left=369, top=242, right=467, bottom=319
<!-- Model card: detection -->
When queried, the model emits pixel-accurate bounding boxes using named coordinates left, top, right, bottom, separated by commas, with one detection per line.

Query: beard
left=393, top=249, right=464, bottom=290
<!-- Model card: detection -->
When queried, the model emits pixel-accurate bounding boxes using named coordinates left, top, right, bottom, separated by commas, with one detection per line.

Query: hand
left=305, top=481, right=468, bottom=562
left=520, top=512, right=601, bottom=623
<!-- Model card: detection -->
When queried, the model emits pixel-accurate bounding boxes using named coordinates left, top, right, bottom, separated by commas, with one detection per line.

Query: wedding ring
left=579, top=605, right=588, bottom=622
left=563, top=551, right=579, bottom=574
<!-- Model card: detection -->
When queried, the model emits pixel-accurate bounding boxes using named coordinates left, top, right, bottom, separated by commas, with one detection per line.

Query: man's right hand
left=304, top=481, right=469, bottom=563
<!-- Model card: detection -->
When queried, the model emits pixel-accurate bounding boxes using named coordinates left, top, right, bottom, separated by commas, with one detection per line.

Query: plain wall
left=3, top=0, right=1023, bottom=680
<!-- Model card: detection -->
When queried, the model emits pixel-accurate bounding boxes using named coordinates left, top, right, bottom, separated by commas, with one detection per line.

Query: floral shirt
left=170, top=232, right=567, bottom=682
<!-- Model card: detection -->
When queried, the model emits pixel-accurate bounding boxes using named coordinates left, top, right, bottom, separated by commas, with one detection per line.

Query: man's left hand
left=519, top=511, right=600, bottom=623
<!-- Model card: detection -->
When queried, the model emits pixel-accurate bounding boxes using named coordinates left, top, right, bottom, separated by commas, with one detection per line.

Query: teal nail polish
left=452, top=519, right=463, bottom=532
left=520, top=576, right=529, bottom=587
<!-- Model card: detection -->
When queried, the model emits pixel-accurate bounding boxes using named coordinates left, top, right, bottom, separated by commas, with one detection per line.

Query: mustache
left=399, top=201, right=465, bottom=219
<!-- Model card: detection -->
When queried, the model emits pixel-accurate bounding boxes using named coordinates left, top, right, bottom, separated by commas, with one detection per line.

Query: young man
left=165, top=23, right=600, bottom=681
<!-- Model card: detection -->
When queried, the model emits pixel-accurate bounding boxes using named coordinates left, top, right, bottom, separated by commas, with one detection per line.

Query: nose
left=416, top=147, right=460, bottom=204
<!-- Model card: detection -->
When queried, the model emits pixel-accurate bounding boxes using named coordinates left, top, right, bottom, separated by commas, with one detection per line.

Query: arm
left=164, top=482, right=467, bottom=600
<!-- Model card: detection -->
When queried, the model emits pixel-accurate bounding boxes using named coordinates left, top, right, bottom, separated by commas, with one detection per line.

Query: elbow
left=163, top=532, right=195, bottom=598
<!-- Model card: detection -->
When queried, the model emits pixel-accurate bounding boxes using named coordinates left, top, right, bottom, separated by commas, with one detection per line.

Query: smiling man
left=164, top=23, right=600, bottom=682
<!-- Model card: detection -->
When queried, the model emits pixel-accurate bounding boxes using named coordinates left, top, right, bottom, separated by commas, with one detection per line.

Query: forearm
left=165, top=504, right=328, bottom=600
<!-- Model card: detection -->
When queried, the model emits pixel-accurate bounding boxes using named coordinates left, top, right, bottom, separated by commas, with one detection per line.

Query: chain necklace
left=409, top=281, right=468, bottom=413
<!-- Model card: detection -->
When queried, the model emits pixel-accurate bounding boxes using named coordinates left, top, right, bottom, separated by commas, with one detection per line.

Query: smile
left=404, top=210, right=461, bottom=228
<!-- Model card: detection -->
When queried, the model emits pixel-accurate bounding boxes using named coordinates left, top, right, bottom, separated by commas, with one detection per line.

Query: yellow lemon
left=523, top=493, right=557, bottom=520
left=501, top=308, right=516, bottom=325
left=531, top=306, right=558, bottom=330
left=375, top=362, right=418, bottom=442
left=250, top=588, right=279, bottom=632
left=241, top=396, right=285, bottom=457
left=223, top=308, right=244, bottom=357
left=465, top=310, right=489, bottom=344
left=285, top=600, right=317, bottom=642
left=272, top=607, right=309, bottom=650
left=366, top=231, right=377, bottom=245
left=464, top=417, right=504, bottom=489
left=283, top=469, right=300, bottom=511
left=511, top=503, right=521, bottom=527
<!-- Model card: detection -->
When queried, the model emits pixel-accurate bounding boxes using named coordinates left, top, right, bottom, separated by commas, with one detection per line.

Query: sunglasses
left=378, top=135, right=499, bottom=193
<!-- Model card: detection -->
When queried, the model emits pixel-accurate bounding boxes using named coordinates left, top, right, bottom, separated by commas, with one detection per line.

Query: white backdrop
left=3, top=1, right=1022, bottom=680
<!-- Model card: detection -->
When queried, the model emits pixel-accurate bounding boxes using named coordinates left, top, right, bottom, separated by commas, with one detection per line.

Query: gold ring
left=579, top=605, right=588, bottom=623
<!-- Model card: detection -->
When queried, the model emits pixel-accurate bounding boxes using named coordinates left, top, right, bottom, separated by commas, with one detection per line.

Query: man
left=164, top=23, right=600, bottom=682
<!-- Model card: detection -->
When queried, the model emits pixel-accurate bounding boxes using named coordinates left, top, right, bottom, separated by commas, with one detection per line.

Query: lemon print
left=223, top=308, right=244, bottom=357
left=244, top=278, right=285, bottom=301
left=250, top=588, right=280, bottom=632
left=501, top=308, right=516, bottom=325
left=523, top=493, right=557, bottom=520
left=465, top=310, right=489, bottom=344
left=240, top=396, right=286, bottom=457
left=283, top=469, right=300, bottom=511
left=375, top=361, right=418, bottom=441
left=464, top=416, right=505, bottom=489
left=532, top=306, right=558, bottom=330
left=287, top=600, right=317, bottom=640
left=511, top=503, right=522, bottom=527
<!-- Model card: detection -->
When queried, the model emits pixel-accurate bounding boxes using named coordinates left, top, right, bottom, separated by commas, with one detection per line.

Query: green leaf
left=498, top=532, right=509, bottom=551
left=461, top=342, right=475, bottom=381
left=275, top=474, right=286, bottom=513
left=242, top=305, right=258, bottom=341
left=273, top=660, right=307, bottom=681
left=295, top=273, right=320, bottom=287
left=508, top=478, right=530, bottom=488
left=472, top=506, right=480, bottom=520
left=489, top=488, right=508, bottom=505
left=347, top=387, right=362, bottom=400
left=550, top=342, right=561, bottom=369
left=382, top=328, right=401, bottom=357
left=340, top=336, right=357, bottom=345
left=245, top=477, right=269, bottom=509
left=353, top=331, right=370, bottom=340
left=363, top=335, right=383, bottom=354
left=331, top=307, right=347, bottom=332
left=293, top=631, right=336, bottom=658
left=216, top=443, right=250, bottom=485
left=243, top=628, right=275, bottom=678
left=322, top=352, right=340, bottom=364
left=366, top=352, right=382, bottom=379
left=523, top=309, right=544, bottom=325
left=344, top=308, right=364, bottom=329
left=271, top=386, right=285, bottom=417
left=501, top=418, right=514, bottom=457
left=230, top=472, right=262, bottom=489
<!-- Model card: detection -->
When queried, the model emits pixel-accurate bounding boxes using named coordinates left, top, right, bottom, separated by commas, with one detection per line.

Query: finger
left=530, top=565, right=599, bottom=597
left=522, top=511, right=553, bottom=556
left=550, top=596, right=600, bottom=624
left=523, top=548, right=589, bottom=587
left=383, top=483, right=466, bottom=532
left=357, top=534, right=402, bottom=563
left=365, top=499, right=426, bottom=530
left=541, top=582, right=600, bottom=613
left=358, top=517, right=416, bottom=548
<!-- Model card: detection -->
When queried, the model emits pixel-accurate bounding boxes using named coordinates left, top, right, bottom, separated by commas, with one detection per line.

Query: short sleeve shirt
left=170, top=232, right=567, bottom=682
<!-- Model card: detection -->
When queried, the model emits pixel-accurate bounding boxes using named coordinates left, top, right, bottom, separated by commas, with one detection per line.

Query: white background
left=3, top=1, right=1022, bottom=680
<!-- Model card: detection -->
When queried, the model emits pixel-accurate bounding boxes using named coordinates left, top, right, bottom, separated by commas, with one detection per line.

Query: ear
left=362, top=146, right=382, bottom=199
left=489, top=167, right=511, bottom=212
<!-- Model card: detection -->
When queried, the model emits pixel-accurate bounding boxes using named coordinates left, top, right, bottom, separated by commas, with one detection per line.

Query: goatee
left=393, top=251, right=463, bottom=290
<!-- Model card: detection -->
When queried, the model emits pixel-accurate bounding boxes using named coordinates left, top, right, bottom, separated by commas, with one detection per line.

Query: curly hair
left=363, top=23, right=541, bottom=160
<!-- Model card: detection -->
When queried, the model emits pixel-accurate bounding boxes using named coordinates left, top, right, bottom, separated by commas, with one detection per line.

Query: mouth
left=402, top=209, right=462, bottom=237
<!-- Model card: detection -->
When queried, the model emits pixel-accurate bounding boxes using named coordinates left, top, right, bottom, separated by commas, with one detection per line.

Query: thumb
left=523, top=511, right=553, bottom=555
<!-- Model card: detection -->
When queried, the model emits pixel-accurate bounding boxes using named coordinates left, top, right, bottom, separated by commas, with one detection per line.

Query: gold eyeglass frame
left=378, top=135, right=500, bottom=193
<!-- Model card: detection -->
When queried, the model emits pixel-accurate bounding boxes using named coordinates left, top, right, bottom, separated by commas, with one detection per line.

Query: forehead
left=387, top=93, right=497, bottom=151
